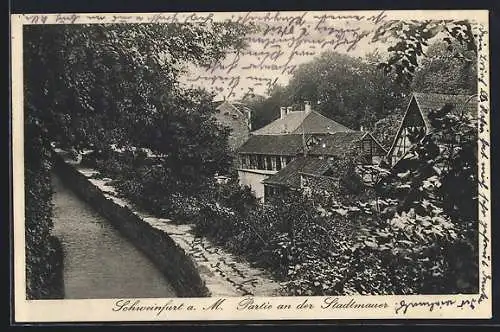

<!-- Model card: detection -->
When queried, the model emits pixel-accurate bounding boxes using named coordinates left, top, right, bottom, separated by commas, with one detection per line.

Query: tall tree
left=372, top=20, right=478, bottom=87
left=411, top=40, right=477, bottom=95
left=244, top=85, right=290, bottom=130
left=23, top=22, right=248, bottom=298
left=253, top=52, right=407, bottom=130
left=25, top=23, right=248, bottom=153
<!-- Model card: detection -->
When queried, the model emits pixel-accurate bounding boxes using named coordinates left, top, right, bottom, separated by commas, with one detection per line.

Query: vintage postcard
left=11, top=9, right=491, bottom=322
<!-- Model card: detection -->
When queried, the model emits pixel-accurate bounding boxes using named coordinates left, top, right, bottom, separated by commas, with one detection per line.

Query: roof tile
left=252, top=110, right=353, bottom=135
left=308, top=132, right=366, bottom=156
left=412, top=92, right=478, bottom=128
left=237, top=134, right=305, bottom=155
left=263, top=156, right=333, bottom=188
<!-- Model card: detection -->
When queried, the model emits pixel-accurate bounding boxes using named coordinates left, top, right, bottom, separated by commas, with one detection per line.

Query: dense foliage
left=371, top=113, right=404, bottom=150
left=24, top=23, right=247, bottom=298
left=23, top=19, right=480, bottom=298
left=411, top=40, right=477, bottom=95
left=24, top=120, right=57, bottom=299
left=246, top=51, right=408, bottom=131
left=372, top=19, right=477, bottom=87
left=92, top=101, right=479, bottom=295
left=247, top=32, right=477, bottom=139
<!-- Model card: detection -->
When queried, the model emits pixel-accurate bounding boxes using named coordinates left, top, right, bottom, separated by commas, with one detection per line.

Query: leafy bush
left=372, top=104, right=479, bottom=293
left=168, top=193, right=203, bottom=224
left=354, top=205, right=462, bottom=294
left=24, top=122, right=63, bottom=299
left=78, top=103, right=478, bottom=297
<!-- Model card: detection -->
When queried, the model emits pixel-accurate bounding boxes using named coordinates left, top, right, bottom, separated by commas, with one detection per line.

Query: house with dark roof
left=252, top=101, right=354, bottom=135
left=236, top=101, right=388, bottom=201
left=236, top=134, right=305, bottom=200
left=387, top=92, right=478, bottom=166
left=213, top=100, right=252, bottom=150
left=262, top=156, right=339, bottom=199
left=235, top=101, right=355, bottom=200
left=262, top=131, right=387, bottom=200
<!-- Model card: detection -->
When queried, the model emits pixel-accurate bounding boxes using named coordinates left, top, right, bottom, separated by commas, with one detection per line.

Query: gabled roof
left=412, top=92, right=478, bottom=129
left=387, top=92, right=478, bottom=163
left=237, top=134, right=305, bottom=156
left=308, top=131, right=365, bottom=156
left=251, top=110, right=353, bottom=135
left=309, top=131, right=388, bottom=157
left=262, top=156, right=333, bottom=188
left=230, top=101, right=253, bottom=117
left=214, top=100, right=253, bottom=118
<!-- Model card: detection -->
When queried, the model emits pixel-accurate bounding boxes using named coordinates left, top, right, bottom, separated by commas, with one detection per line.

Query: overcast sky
left=175, top=10, right=484, bottom=101
left=179, top=11, right=386, bottom=100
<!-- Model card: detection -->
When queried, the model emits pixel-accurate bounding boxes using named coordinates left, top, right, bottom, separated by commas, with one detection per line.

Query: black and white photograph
left=11, top=9, right=491, bottom=321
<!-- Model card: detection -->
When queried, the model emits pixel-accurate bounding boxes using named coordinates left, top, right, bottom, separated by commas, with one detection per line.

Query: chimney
left=280, top=107, right=286, bottom=119
left=304, top=100, right=312, bottom=113
left=286, top=106, right=292, bottom=115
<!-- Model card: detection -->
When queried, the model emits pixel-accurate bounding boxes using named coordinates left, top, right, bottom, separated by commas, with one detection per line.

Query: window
left=407, top=126, right=426, bottom=143
left=265, top=156, right=272, bottom=170
left=362, top=140, right=371, bottom=153
left=281, top=156, right=287, bottom=169
left=271, top=156, right=277, bottom=171
left=250, top=155, right=258, bottom=169
left=265, top=186, right=279, bottom=199
left=257, top=155, right=265, bottom=169
left=276, top=156, right=282, bottom=171
left=240, top=154, right=249, bottom=168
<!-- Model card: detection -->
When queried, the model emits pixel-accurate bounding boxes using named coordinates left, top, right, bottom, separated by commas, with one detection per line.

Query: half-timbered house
left=387, top=92, right=478, bottom=166
left=262, top=131, right=387, bottom=201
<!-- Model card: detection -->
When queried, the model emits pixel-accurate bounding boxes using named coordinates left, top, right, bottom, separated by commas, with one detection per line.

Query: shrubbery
left=83, top=104, right=478, bottom=296
left=25, top=123, right=64, bottom=299
left=23, top=20, right=479, bottom=299
left=23, top=23, right=247, bottom=299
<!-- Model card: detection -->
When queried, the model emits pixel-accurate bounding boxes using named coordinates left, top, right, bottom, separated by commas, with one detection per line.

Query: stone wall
left=53, top=151, right=281, bottom=297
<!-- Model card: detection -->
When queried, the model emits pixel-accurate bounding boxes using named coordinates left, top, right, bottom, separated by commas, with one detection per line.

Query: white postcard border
left=11, top=10, right=492, bottom=322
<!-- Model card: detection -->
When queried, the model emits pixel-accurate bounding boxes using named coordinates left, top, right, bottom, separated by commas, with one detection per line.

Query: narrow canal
left=51, top=174, right=177, bottom=299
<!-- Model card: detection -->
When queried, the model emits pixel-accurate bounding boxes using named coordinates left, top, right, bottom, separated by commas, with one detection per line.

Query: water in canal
left=51, top=174, right=177, bottom=299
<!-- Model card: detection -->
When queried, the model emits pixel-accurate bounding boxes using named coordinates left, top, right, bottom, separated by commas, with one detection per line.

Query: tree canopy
left=23, top=22, right=248, bottom=298
left=372, top=19, right=477, bottom=87
left=25, top=23, right=247, bottom=150
left=248, top=51, right=408, bottom=131
left=248, top=19, right=479, bottom=134
left=411, top=40, right=477, bottom=95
